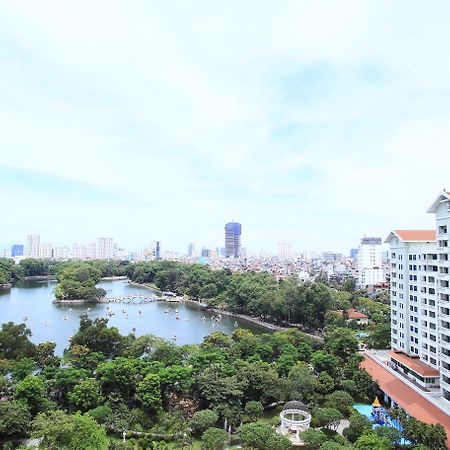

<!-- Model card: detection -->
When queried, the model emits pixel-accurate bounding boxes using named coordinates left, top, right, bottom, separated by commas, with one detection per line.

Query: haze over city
left=1, top=1, right=450, bottom=253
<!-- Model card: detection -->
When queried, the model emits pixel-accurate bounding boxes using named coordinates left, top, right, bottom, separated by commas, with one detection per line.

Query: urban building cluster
left=2, top=222, right=392, bottom=293
left=3, top=235, right=161, bottom=262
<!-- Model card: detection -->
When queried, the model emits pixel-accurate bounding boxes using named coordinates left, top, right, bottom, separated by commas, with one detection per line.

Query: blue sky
left=1, top=1, right=450, bottom=254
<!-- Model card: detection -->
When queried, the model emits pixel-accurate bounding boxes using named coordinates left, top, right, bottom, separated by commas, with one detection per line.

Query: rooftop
left=388, top=351, right=440, bottom=377
left=361, top=354, right=450, bottom=447
left=394, top=229, right=436, bottom=242
left=347, top=308, right=368, bottom=320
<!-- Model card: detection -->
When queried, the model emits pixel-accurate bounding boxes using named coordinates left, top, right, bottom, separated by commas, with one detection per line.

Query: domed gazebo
left=279, top=401, right=312, bottom=443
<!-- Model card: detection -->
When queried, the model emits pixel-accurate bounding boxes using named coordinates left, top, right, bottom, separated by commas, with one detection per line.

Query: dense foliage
left=123, top=260, right=335, bottom=330
left=54, top=262, right=106, bottom=301
left=0, top=312, right=443, bottom=450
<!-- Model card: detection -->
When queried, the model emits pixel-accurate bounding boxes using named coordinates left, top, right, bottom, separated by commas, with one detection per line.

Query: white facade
left=72, top=244, right=87, bottom=260
left=278, top=242, right=293, bottom=260
left=86, top=243, right=97, bottom=259
left=39, top=243, right=53, bottom=259
left=26, top=234, right=40, bottom=258
left=387, top=191, right=450, bottom=402
left=357, top=237, right=384, bottom=288
left=97, top=238, right=114, bottom=260
left=53, top=246, right=69, bottom=260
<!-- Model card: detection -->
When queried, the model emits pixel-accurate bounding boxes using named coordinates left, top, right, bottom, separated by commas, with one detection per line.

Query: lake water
left=0, top=279, right=267, bottom=355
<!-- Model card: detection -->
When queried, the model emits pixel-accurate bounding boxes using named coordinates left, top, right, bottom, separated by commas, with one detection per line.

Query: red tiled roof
left=361, top=356, right=450, bottom=446
left=347, top=308, right=368, bottom=319
left=395, top=230, right=436, bottom=242
left=388, top=351, right=440, bottom=377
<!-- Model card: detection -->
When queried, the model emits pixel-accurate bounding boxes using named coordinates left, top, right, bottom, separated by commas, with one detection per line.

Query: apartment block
left=386, top=191, right=450, bottom=402
left=357, top=237, right=384, bottom=288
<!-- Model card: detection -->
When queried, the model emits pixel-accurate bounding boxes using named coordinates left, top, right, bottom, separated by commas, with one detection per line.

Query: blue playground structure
left=353, top=398, right=410, bottom=445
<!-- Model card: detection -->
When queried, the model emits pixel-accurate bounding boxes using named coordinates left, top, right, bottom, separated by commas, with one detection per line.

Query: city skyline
left=1, top=2, right=450, bottom=253
left=2, top=229, right=390, bottom=259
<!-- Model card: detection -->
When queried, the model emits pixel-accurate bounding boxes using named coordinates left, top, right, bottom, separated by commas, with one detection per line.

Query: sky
left=1, top=1, right=450, bottom=255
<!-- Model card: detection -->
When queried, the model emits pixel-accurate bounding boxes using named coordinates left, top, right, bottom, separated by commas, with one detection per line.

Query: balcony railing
left=440, top=352, right=450, bottom=364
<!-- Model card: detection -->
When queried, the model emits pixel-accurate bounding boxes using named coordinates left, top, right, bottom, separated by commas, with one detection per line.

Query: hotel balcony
left=440, top=352, right=450, bottom=364
left=441, top=340, right=450, bottom=352
left=440, top=311, right=450, bottom=321
left=441, top=366, right=450, bottom=378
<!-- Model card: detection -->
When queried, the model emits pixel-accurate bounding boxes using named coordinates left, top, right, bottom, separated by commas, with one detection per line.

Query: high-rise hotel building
left=386, top=191, right=450, bottom=402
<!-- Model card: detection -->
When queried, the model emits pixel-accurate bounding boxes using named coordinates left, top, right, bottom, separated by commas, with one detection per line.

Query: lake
left=0, top=279, right=267, bottom=354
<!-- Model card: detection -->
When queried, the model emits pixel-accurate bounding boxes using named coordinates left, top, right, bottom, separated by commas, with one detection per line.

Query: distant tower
left=40, top=243, right=53, bottom=259
left=277, top=242, right=293, bottom=261
left=224, top=222, right=242, bottom=258
left=97, top=237, right=114, bottom=260
left=188, top=242, right=195, bottom=257
left=11, top=244, right=24, bottom=257
left=152, top=241, right=161, bottom=260
left=357, top=237, right=384, bottom=288
left=26, top=234, right=40, bottom=258
left=86, top=243, right=97, bottom=259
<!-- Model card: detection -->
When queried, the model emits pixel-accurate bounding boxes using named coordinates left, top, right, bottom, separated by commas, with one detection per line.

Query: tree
left=14, top=374, right=48, bottom=415
left=70, top=317, right=126, bottom=358
left=402, top=416, right=447, bottom=449
left=354, top=431, right=392, bottom=450
left=158, top=364, right=194, bottom=393
left=9, top=357, right=35, bottom=380
left=367, top=323, right=391, bottom=349
left=315, top=372, right=335, bottom=395
left=300, top=428, right=327, bottom=448
left=342, top=278, right=356, bottom=292
left=374, top=426, right=402, bottom=446
left=237, top=361, right=281, bottom=404
left=320, top=442, right=352, bottom=450
left=342, top=413, right=371, bottom=443
left=68, top=378, right=102, bottom=412
left=190, top=409, right=219, bottom=434
left=55, top=262, right=105, bottom=301
left=35, top=341, right=59, bottom=368
left=0, top=400, right=31, bottom=438
left=244, top=401, right=264, bottom=421
left=32, top=410, right=108, bottom=450
left=201, top=427, right=228, bottom=450
left=325, top=328, right=359, bottom=362
left=137, top=373, right=162, bottom=413
left=325, top=391, right=354, bottom=416
left=197, top=364, right=244, bottom=413
left=311, top=351, right=339, bottom=377
left=314, top=407, right=343, bottom=430
left=238, top=422, right=291, bottom=450
left=285, top=362, right=316, bottom=403
left=0, top=322, right=36, bottom=359
left=0, top=267, right=9, bottom=285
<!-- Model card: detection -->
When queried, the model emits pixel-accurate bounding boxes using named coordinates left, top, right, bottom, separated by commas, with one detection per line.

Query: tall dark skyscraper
left=224, top=222, right=241, bottom=258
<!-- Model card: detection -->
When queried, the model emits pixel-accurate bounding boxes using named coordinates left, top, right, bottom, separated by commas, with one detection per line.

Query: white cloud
left=1, top=1, right=450, bottom=253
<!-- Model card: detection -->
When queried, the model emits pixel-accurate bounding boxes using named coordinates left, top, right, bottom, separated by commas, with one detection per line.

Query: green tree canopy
left=32, top=410, right=108, bottom=450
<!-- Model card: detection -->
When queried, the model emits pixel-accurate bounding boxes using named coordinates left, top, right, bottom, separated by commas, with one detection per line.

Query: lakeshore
left=51, top=278, right=323, bottom=339
left=0, top=279, right=269, bottom=354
